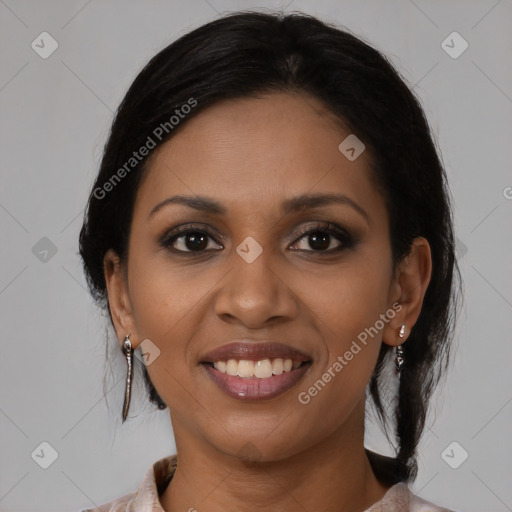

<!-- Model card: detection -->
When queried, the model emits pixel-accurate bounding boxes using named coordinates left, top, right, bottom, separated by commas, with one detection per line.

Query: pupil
left=310, top=231, right=329, bottom=251
left=186, top=233, right=207, bottom=251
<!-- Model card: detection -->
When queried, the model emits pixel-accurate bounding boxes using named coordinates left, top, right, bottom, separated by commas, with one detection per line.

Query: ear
left=103, top=249, right=140, bottom=350
left=382, top=237, right=432, bottom=347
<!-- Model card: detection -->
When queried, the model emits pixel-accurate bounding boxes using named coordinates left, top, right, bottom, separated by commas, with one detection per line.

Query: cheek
left=306, top=254, right=391, bottom=398
left=126, top=250, right=225, bottom=378
left=126, top=256, right=208, bottom=413
left=128, top=248, right=210, bottom=335
left=313, top=253, right=391, bottom=343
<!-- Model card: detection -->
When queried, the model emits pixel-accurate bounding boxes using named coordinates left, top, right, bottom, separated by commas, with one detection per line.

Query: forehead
left=135, top=92, right=385, bottom=222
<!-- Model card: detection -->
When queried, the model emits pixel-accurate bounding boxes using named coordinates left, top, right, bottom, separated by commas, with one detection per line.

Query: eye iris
left=309, top=231, right=330, bottom=251
left=186, top=232, right=208, bottom=251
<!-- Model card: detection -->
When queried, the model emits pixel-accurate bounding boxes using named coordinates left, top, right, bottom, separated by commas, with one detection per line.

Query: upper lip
left=200, top=340, right=312, bottom=363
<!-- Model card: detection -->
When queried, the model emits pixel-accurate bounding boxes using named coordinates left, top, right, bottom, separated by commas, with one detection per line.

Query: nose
left=213, top=244, right=299, bottom=328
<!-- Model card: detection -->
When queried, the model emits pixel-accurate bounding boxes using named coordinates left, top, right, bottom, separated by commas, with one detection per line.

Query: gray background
left=1, top=0, right=511, bottom=511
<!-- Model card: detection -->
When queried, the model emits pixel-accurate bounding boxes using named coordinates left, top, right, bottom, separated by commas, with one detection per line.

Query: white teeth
left=271, top=358, right=283, bottom=375
left=226, top=359, right=238, bottom=376
left=215, top=360, right=227, bottom=373
left=212, top=358, right=304, bottom=378
left=254, top=359, right=273, bottom=378
left=237, top=360, right=254, bottom=378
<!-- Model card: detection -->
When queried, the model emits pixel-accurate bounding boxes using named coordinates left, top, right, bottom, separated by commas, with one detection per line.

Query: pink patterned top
left=82, top=454, right=456, bottom=512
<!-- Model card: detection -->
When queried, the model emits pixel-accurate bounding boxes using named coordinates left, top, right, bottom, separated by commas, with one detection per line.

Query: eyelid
left=292, top=222, right=349, bottom=240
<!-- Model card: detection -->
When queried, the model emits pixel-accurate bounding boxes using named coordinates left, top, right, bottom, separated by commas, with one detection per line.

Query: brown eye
left=160, top=225, right=223, bottom=253
left=290, top=223, right=352, bottom=253
left=303, top=230, right=334, bottom=251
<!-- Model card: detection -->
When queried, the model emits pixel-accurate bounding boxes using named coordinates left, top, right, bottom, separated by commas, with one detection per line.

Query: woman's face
left=106, top=92, right=421, bottom=461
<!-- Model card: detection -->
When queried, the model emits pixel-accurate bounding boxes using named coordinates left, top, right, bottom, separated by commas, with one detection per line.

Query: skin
left=104, top=92, right=432, bottom=512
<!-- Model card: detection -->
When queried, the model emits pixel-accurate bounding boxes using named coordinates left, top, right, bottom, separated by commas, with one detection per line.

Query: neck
left=160, top=402, right=390, bottom=512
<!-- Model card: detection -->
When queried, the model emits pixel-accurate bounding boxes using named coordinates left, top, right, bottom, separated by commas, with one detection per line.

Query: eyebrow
left=282, top=193, right=369, bottom=223
left=148, top=193, right=369, bottom=223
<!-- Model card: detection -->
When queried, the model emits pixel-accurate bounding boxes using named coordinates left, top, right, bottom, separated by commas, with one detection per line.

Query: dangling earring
left=395, top=324, right=406, bottom=374
left=122, top=334, right=133, bottom=422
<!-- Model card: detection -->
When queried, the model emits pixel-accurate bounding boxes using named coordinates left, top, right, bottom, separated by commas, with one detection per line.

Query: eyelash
left=160, top=222, right=353, bottom=255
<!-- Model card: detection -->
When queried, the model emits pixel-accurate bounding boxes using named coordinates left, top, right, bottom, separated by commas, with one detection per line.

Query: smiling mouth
left=203, top=358, right=310, bottom=379
left=199, top=340, right=313, bottom=400
left=201, top=359, right=312, bottom=401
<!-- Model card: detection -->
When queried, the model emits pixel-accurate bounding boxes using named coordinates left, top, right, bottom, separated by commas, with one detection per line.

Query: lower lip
left=202, top=363, right=311, bottom=401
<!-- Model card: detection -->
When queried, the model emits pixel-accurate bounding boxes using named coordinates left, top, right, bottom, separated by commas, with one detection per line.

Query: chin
left=210, top=431, right=308, bottom=465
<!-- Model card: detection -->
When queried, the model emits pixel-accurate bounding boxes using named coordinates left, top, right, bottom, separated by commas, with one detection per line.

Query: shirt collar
left=130, top=454, right=177, bottom=510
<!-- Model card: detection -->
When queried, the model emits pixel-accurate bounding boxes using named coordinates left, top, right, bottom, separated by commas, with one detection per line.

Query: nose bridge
left=233, top=241, right=276, bottom=293
left=214, top=234, right=296, bottom=325
left=231, top=235, right=279, bottom=301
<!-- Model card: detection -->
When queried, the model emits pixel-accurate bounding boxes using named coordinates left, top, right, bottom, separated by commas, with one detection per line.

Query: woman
left=79, top=10, right=461, bottom=512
